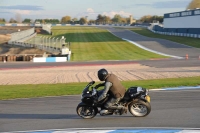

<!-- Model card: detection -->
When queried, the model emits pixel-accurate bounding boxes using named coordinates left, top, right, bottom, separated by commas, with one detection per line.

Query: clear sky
left=0, top=0, right=192, bottom=21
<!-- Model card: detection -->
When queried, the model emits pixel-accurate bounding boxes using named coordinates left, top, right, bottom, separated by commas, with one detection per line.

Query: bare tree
left=15, top=13, right=22, bottom=23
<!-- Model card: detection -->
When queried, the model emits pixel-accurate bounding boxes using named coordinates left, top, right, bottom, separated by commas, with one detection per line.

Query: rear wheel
left=76, top=105, right=98, bottom=119
left=128, top=100, right=151, bottom=117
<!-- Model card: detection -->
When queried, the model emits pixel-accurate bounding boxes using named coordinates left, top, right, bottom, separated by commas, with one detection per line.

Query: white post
left=56, top=38, right=59, bottom=52
left=52, top=37, right=55, bottom=51
left=49, top=37, right=52, bottom=51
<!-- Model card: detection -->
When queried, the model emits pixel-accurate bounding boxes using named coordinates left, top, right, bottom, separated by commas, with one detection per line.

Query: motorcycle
left=76, top=81, right=151, bottom=119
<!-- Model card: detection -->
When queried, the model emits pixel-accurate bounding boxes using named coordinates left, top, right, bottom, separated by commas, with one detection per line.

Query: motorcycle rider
left=95, top=68, right=127, bottom=115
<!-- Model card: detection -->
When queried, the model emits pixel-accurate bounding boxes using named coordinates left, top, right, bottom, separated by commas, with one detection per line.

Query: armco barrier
left=148, top=28, right=200, bottom=39
left=33, top=57, right=67, bottom=62
left=1, top=23, right=130, bottom=27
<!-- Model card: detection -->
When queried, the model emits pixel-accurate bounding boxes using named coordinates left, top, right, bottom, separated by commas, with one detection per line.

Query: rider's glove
left=94, top=85, right=99, bottom=89
left=94, top=83, right=102, bottom=89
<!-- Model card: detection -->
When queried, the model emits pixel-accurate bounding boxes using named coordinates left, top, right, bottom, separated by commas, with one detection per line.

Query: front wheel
left=76, top=105, right=98, bottom=119
left=128, top=100, right=151, bottom=117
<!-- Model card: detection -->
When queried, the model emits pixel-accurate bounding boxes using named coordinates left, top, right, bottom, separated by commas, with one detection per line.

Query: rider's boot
left=109, top=105, right=127, bottom=115
left=119, top=106, right=127, bottom=115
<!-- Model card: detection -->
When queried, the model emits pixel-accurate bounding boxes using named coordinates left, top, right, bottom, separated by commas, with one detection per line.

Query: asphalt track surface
left=105, top=27, right=200, bottom=59
left=1, top=58, right=200, bottom=70
left=0, top=89, right=200, bottom=132
left=0, top=28, right=200, bottom=132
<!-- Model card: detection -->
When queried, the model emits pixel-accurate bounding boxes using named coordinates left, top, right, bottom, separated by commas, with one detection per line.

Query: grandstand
left=152, top=8, right=200, bottom=35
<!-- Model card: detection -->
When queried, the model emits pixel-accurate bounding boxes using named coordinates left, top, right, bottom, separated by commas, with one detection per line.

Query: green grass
left=129, top=28, right=200, bottom=48
left=49, top=26, right=166, bottom=61
left=0, top=76, right=200, bottom=100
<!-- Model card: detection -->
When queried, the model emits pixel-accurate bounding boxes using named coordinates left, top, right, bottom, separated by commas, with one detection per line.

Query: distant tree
left=112, top=14, right=122, bottom=23
left=103, top=15, right=111, bottom=24
left=137, top=15, right=163, bottom=23
left=137, top=15, right=152, bottom=23
left=156, top=16, right=164, bottom=23
left=35, top=19, right=42, bottom=23
left=79, top=17, right=87, bottom=24
left=34, top=19, right=60, bottom=24
left=96, top=14, right=104, bottom=24
left=88, top=19, right=94, bottom=24
left=61, top=16, right=71, bottom=24
left=41, top=19, right=46, bottom=24
left=9, top=18, right=17, bottom=23
left=0, top=18, right=6, bottom=23
left=51, top=19, right=60, bottom=24
left=71, top=18, right=78, bottom=24
left=121, top=18, right=127, bottom=24
left=72, top=18, right=78, bottom=21
left=187, top=0, right=200, bottom=9
left=22, top=18, right=31, bottom=23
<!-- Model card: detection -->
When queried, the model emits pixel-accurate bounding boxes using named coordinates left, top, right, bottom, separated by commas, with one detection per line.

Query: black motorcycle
left=76, top=81, right=151, bottom=119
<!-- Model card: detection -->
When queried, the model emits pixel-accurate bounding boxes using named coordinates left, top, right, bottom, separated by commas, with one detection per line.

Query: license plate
left=145, top=95, right=151, bottom=103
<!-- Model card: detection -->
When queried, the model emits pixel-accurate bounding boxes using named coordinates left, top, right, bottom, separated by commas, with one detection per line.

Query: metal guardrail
left=147, top=27, right=200, bottom=39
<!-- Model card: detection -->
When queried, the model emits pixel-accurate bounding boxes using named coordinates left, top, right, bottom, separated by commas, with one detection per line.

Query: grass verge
left=129, top=28, right=200, bottom=48
left=48, top=26, right=166, bottom=61
left=0, top=76, right=200, bottom=100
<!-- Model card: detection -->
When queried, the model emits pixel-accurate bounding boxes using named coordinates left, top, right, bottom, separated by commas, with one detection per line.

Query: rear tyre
left=128, top=100, right=151, bottom=117
left=76, top=105, right=98, bottom=119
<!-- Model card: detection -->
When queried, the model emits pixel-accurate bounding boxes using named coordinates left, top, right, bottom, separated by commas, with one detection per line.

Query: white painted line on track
left=122, top=38, right=183, bottom=59
left=107, top=28, right=183, bottom=59
left=9, top=128, right=200, bottom=133
left=151, top=86, right=200, bottom=91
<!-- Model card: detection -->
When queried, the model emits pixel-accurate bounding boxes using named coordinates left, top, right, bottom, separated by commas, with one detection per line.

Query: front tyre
left=128, top=100, right=151, bottom=117
left=76, top=105, right=98, bottom=119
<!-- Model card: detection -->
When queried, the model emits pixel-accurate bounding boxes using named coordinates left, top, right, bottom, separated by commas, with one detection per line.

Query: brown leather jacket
left=105, top=74, right=126, bottom=98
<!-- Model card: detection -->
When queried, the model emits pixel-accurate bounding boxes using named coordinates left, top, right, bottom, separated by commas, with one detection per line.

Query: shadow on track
left=0, top=113, right=79, bottom=119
